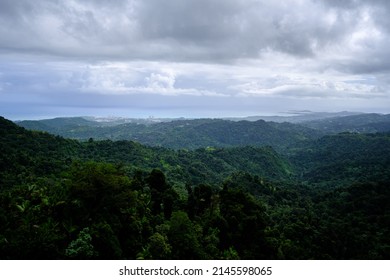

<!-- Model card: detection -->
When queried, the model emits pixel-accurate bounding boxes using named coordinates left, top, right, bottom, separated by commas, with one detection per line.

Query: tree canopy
left=1, top=116, right=389, bottom=259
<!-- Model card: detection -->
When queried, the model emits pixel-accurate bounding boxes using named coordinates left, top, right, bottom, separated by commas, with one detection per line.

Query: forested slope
left=2, top=117, right=293, bottom=188
left=1, top=116, right=389, bottom=259
left=301, top=113, right=390, bottom=133
left=18, top=118, right=321, bottom=150
left=290, top=132, right=390, bottom=187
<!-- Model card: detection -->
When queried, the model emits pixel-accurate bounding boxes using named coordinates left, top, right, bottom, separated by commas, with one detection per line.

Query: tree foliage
left=0, top=116, right=389, bottom=259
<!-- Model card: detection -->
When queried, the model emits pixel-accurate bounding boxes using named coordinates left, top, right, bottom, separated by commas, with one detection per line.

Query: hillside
left=301, top=113, right=390, bottom=133
left=17, top=113, right=390, bottom=151
left=1, top=116, right=389, bottom=260
left=0, top=117, right=82, bottom=188
left=18, top=117, right=321, bottom=150
left=289, top=132, right=390, bottom=187
left=2, top=117, right=293, bottom=187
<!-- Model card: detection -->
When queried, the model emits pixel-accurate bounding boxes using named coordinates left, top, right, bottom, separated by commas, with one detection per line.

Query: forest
left=1, top=115, right=389, bottom=259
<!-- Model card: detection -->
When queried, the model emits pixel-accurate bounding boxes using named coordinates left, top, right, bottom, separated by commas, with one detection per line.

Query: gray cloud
left=1, top=0, right=389, bottom=119
left=0, top=0, right=372, bottom=61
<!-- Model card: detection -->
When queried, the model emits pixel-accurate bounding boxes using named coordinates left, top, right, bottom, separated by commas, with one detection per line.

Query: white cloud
left=146, top=70, right=176, bottom=91
left=233, top=74, right=386, bottom=99
left=74, top=62, right=227, bottom=97
left=1, top=0, right=390, bottom=119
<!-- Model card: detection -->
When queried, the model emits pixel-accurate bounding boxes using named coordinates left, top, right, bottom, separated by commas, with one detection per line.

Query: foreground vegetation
left=1, top=116, right=389, bottom=259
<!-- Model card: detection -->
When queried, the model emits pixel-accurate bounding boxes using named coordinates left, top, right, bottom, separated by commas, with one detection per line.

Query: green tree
left=219, top=186, right=273, bottom=259
left=144, top=232, right=172, bottom=259
left=65, top=227, right=97, bottom=259
left=168, top=211, right=204, bottom=259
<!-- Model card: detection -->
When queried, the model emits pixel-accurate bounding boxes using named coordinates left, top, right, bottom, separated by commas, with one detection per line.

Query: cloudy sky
left=1, top=0, right=389, bottom=120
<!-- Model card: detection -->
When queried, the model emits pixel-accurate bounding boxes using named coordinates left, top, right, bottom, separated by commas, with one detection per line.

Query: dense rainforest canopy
left=1, top=116, right=389, bottom=259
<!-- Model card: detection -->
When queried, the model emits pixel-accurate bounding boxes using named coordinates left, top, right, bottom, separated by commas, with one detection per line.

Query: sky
left=0, top=0, right=389, bottom=120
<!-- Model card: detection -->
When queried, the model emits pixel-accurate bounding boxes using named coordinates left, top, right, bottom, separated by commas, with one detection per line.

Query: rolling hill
left=17, top=117, right=322, bottom=150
